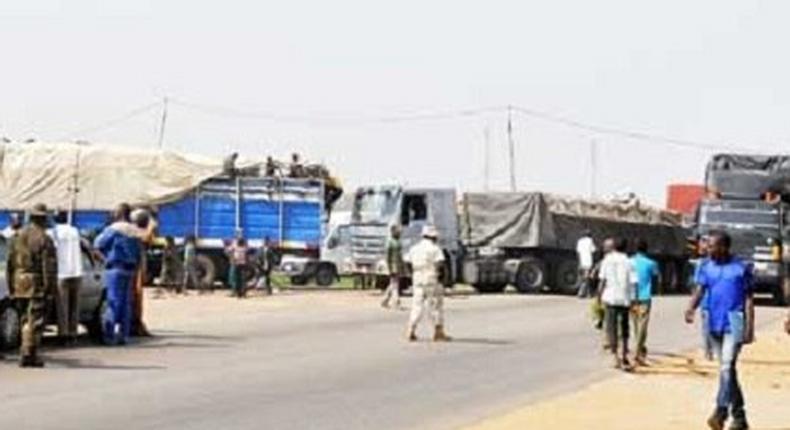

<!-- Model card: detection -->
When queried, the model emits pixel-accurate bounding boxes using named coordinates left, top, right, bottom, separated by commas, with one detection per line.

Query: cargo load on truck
left=460, top=192, right=689, bottom=295
left=705, top=154, right=790, bottom=199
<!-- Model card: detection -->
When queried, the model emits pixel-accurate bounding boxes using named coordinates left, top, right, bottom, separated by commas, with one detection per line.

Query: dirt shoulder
left=466, top=320, right=790, bottom=430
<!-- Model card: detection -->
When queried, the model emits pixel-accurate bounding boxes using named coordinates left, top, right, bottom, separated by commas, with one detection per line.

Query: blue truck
left=0, top=175, right=329, bottom=287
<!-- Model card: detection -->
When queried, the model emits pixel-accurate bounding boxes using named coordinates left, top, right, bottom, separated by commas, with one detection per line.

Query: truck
left=0, top=142, right=341, bottom=288
left=696, top=154, right=790, bottom=305
left=349, top=185, right=689, bottom=295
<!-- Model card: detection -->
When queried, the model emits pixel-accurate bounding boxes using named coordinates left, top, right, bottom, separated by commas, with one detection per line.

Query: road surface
left=0, top=291, right=785, bottom=430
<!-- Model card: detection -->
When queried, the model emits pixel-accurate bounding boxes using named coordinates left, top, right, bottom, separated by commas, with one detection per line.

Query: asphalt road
left=0, top=291, right=785, bottom=430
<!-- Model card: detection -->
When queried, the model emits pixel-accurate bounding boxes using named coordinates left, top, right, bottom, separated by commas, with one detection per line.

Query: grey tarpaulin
left=706, top=153, right=790, bottom=198
left=461, top=192, right=687, bottom=257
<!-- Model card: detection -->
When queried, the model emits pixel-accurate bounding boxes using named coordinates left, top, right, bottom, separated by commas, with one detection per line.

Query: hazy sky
left=2, top=1, right=789, bottom=205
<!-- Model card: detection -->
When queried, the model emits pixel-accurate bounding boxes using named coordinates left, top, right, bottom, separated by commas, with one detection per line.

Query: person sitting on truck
left=222, top=152, right=239, bottom=178
left=630, top=239, right=660, bottom=366
left=288, top=153, right=306, bottom=178
left=597, top=237, right=637, bottom=370
left=182, top=235, right=200, bottom=294
left=576, top=230, right=596, bottom=298
left=227, top=236, right=251, bottom=298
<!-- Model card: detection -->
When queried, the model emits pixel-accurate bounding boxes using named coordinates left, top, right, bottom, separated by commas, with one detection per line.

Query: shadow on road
left=448, top=338, right=515, bottom=346
left=46, top=357, right=166, bottom=371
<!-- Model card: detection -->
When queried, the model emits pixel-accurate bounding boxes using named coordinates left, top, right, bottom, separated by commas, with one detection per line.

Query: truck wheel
left=196, top=254, right=217, bottom=288
left=515, top=258, right=546, bottom=294
left=0, top=301, right=20, bottom=350
left=774, top=278, right=790, bottom=306
left=553, top=258, right=579, bottom=295
left=473, top=283, right=507, bottom=294
left=315, top=264, right=336, bottom=287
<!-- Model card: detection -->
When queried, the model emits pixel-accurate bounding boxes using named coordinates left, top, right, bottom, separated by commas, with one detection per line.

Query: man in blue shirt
left=685, top=231, right=754, bottom=430
left=631, top=239, right=660, bottom=366
left=94, top=203, right=144, bottom=346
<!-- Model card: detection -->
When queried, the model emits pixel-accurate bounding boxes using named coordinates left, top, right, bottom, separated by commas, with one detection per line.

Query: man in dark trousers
left=6, top=203, right=58, bottom=367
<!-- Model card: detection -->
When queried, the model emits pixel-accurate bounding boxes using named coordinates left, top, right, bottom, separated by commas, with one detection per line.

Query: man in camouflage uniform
left=6, top=203, right=58, bottom=368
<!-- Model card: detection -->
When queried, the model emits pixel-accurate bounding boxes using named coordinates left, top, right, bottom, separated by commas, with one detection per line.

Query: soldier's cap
left=29, top=203, right=49, bottom=217
left=421, top=225, right=439, bottom=239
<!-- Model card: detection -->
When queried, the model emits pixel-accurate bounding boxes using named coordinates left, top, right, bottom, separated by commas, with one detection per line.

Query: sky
left=2, top=0, right=790, bottom=206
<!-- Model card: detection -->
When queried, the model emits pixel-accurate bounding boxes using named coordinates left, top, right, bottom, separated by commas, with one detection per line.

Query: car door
left=78, top=249, right=103, bottom=322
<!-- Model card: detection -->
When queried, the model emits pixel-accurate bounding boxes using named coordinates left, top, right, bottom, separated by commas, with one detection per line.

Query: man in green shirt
left=381, top=225, right=404, bottom=309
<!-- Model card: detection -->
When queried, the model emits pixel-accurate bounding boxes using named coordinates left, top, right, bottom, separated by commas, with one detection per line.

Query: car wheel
left=315, top=264, right=336, bottom=287
left=0, top=302, right=21, bottom=350
left=553, top=258, right=579, bottom=295
left=195, top=254, right=217, bottom=288
left=85, top=298, right=108, bottom=345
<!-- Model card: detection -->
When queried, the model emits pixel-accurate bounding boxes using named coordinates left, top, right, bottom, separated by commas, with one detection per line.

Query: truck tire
left=196, top=254, right=218, bottom=288
left=315, top=264, right=337, bottom=287
left=515, top=258, right=546, bottom=294
left=0, top=301, right=20, bottom=350
left=473, top=283, right=507, bottom=294
left=553, top=258, right=579, bottom=295
left=774, top=278, right=790, bottom=306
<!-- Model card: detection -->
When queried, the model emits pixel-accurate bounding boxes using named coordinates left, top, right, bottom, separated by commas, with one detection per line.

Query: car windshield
left=352, top=189, right=398, bottom=224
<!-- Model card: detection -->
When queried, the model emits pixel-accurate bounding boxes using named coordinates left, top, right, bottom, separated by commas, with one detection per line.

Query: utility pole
left=483, top=124, right=491, bottom=191
left=157, top=96, right=169, bottom=149
left=507, top=105, right=516, bottom=192
left=590, top=139, right=598, bottom=199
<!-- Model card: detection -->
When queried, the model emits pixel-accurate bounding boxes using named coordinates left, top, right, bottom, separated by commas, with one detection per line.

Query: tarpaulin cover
left=461, top=192, right=687, bottom=257
left=0, top=142, right=224, bottom=211
left=706, top=153, right=790, bottom=198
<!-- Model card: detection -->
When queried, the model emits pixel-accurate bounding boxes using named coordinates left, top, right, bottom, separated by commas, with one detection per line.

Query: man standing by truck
left=7, top=204, right=58, bottom=367
left=597, top=237, right=636, bottom=370
left=576, top=230, right=597, bottom=298
left=49, top=209, right=83, bottom=346
left=685, top=231, right=754, bottom=430
left=381, top=225, right=403, bottom=309
left=405, top=225, right=450, bottom=342
left=631, top=239, right=660, bottom=366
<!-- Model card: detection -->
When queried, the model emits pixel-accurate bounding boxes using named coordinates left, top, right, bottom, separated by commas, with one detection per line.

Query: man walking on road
left=381, top=225, right=403, bottom=309
left=182, top=235, right=200, bottom=294
left=6, top=204, right=58, bottom=367
left=576, top=230, right=596, bottom=298
left=685, top=231, right=754, bottom=430
left=597, top=237, right=636, bottom=370
left=631, top=239, right=659, bottom=366
left=405, top=225, right=450, bottom=342
left=94, top=203, right=144, bottom=346
left=49, top=210, right=83, bottom=346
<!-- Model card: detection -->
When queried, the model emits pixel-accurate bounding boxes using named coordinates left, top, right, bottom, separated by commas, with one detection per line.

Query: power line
left=169, top=97, right=503, bottom=125
left=58, top=102, right=160, bottom=141
left=508, top=105, right=754, bottom=153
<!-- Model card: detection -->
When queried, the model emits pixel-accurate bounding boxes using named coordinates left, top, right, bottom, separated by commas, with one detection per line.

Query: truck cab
left=696, top=198, right=790, bottom=304
left=350, top=186, right=460, bottom=287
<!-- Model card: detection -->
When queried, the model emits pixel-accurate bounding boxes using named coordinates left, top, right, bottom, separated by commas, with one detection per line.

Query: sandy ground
left=466, top=320, right=790, bottom=430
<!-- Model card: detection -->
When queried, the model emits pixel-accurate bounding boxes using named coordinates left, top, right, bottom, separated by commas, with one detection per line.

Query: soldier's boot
left=433, top=325, right=452, bottom=342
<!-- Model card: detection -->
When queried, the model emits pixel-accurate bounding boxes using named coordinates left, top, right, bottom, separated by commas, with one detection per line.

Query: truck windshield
left=352, top=189, right=398, bottom=224
left=699, top=204, right=780, bottom=229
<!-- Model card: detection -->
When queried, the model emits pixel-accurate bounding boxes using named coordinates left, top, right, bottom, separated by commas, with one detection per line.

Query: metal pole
left=590, top=139, right=598, bottom=199
left=278, top=179, right=285, bottom=246
left=483, top=125, right=491, bottom=191
left=507, top=105, right=516, bottom=192
left=157, top=96, right=168, bottom=149
left=68, top=148, right=81, bottom=225
left=235, top=176, right=242, bottom=236
left=194, top=188, right=201, bottom=240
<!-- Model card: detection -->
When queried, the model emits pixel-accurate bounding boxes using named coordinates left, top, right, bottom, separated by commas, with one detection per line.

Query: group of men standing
left=2, top=203, right=151, bottom=368
left=578, top=229, right=790, bottom=430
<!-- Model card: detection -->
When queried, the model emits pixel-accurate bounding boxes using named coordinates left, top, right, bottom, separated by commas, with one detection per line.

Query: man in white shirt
left=576, top=230, right=597, bottom=297
left=405, top=225, right=450, bottom=342
left=48, top=210, right=84, bottom=345
left=597, top=237, right=636, bottom=369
